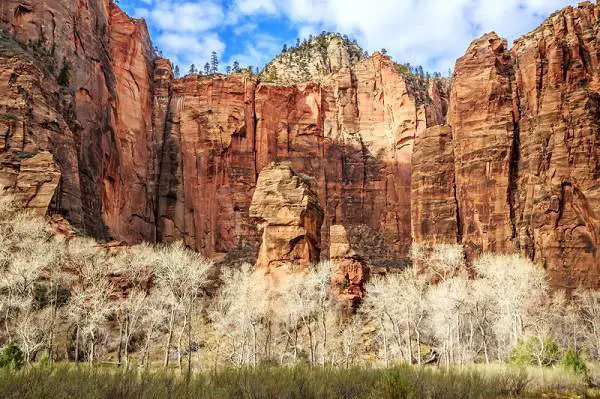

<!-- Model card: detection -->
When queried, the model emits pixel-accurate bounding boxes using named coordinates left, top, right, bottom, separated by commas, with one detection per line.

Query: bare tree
left=154, top=242, right=213, bottom=371
left=210, top=264, right=270, bottom=367
left=65, top=239, right=116, bottom=363
left=575, top=288, right=600, bottom=359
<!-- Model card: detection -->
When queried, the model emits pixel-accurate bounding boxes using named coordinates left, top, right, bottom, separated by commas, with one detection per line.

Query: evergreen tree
left=210, top=51, right=219, bottom=73
left=226, top=65, right=231, bottom=74
left=381, top=48, right=388, bottom=55
left=189, top=64, right=196, bottom=74
left=282, top=44, right=288, bottom=53
left=174, top=65, right=180, bottom=78
left=204, top=62, right=211, bottom=74
left=232, top=61, right=241, bottom=73
left=296, top=38, right=300, bottom=48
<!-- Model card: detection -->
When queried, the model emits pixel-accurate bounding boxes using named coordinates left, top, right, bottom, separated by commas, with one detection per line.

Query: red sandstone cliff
left=413, top=2, right=600, bottom=289
left=156, top=53, right=441, bottom=265
left=2, top=0, right=600, bottom=288
left=0, top=0, right=157, bottom=242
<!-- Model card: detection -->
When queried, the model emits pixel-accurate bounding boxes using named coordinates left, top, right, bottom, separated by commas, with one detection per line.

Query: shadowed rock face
left=156, top=53, right=440, bottom=266
left=250, top=162, right=324, bottom=278
left=2, top=0, right=600, bottom=288
left=0, top=0, right=157, bottom=242
left=411, top=125, right=457, bottom=246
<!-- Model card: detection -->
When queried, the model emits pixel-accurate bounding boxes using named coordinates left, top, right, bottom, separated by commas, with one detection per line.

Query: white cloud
left=157, top=32, right=225, bottom=69
left=127, top=0, right=579, bottom=73
left=225, top=33, right=281, bottom=69
left=147, top=1, right=224, bottom=33
left=241, top=0, right=579, bottom=71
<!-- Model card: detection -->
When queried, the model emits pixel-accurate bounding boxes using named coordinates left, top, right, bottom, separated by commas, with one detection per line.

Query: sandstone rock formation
left=412, top=3, right=600, bottom=289
left=2, top=0, right=600, bottom=289
left=0, top=0, right=157, bottom=242
left=329, top=225, right=369, bottom=302
left=449, top=32, right=517, bottom=259
left=156, top=52, right=441, bottom=266
left=411, top=125, right=458, bottom=246
left=250, top=162, right=324, bottom=278
left=262, top=33, right=364, bottom=84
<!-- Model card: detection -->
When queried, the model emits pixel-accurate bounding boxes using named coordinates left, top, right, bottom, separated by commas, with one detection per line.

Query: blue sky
left=120, top=0, right=578, bottom=75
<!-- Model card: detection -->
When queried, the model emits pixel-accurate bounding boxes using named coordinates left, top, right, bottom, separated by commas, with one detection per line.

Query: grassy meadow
left=0, top=363, right=597, bottom=399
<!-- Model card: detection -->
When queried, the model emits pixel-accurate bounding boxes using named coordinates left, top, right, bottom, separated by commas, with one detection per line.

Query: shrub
left=510, top=337, right=559, bottom=367
left=0, top=343, right=25, bottom=370
left=560, top=349, right=587, bottom=375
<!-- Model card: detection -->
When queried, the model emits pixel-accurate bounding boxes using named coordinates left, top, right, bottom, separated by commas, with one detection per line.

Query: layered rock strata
left=413, top=3, right=600, bottom=289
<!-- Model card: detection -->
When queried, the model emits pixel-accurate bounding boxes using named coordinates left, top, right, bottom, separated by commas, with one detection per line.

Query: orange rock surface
left=2, top=0, right=600, bottom=289
left=329, top=224, right=369, bottom=302
left=250, top=162, right=324, bottom=279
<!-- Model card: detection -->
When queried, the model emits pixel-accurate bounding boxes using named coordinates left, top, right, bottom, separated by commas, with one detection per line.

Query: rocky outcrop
left=0, top=0, right=157, bottom=242
left=449, top=33, right=517, bottom=259
left=250, top=162, right=324, bottom=278
left=262, top=33, right=365, bottom=84
left=510, top=3, right=600, bottom=289
left=4, top=0, right=600, bottom=289
left=330, top=225, right=369, bottom=302
left=156, top=74, right=258, bottom=253
left=157, top=53, right=441, bottom=266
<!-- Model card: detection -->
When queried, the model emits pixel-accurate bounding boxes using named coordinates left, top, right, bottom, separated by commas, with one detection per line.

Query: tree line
left=0, top=191, right=597, bottom=373
left=154, top=50, right=259, bottom=79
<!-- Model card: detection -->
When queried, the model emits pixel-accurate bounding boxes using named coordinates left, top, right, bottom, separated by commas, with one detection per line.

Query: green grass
left=0, top=363, right=535, bottom=399
left=0, top=363, right=597, bottom=398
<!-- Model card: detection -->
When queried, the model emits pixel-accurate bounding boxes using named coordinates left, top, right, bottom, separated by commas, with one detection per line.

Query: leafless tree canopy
left=0, top=191, right=597, bottom=369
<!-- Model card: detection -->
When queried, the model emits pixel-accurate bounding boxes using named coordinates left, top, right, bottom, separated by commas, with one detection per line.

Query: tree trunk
left=75, top=326, right=80, bottom=362
left=117, top=316, right=124, bottom=366
left=321, top=306, right=327, bottom=366
left=163, top=306, right=175, bottom=368
left=187, top=306, right=193, bottom=377
left=252, top=323, right=258, bottom=367
left=124, top=316, right=130, bottom=369
left=415, top=329, right=422, bottom=366
left=177, top=312, right=188, bottom=370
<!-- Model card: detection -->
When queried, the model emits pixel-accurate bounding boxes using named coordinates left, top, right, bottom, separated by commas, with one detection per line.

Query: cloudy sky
left=121, top=0, right=578, bottom=74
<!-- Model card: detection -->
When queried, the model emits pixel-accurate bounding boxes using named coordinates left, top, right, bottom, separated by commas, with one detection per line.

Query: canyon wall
left=2, top=0, right=600, bottom=288
left=0, top=0, right=157, bottom=242
left=156, top=52, right=440, bottom=265
left=413, top=2, right=600, bottom=289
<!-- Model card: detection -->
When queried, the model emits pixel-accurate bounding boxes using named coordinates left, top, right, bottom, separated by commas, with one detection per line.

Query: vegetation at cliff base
left=1, top=190, right=600, bottom=397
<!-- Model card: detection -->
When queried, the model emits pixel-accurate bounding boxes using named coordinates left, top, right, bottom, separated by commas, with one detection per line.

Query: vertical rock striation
left=414, top=3, right=600, bottom=288
left=3, top=0, right=600, bottom=288
left=411, top=125, right=458, bottom=246
left=329, top=224, right=369, bottom=302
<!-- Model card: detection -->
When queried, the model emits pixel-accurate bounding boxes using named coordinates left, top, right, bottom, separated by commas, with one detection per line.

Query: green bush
left=560, top=348, right=587, bottom=375
left=510, top=337, right=559, bottom=367
left=0, top=343, right=25, bottom=370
